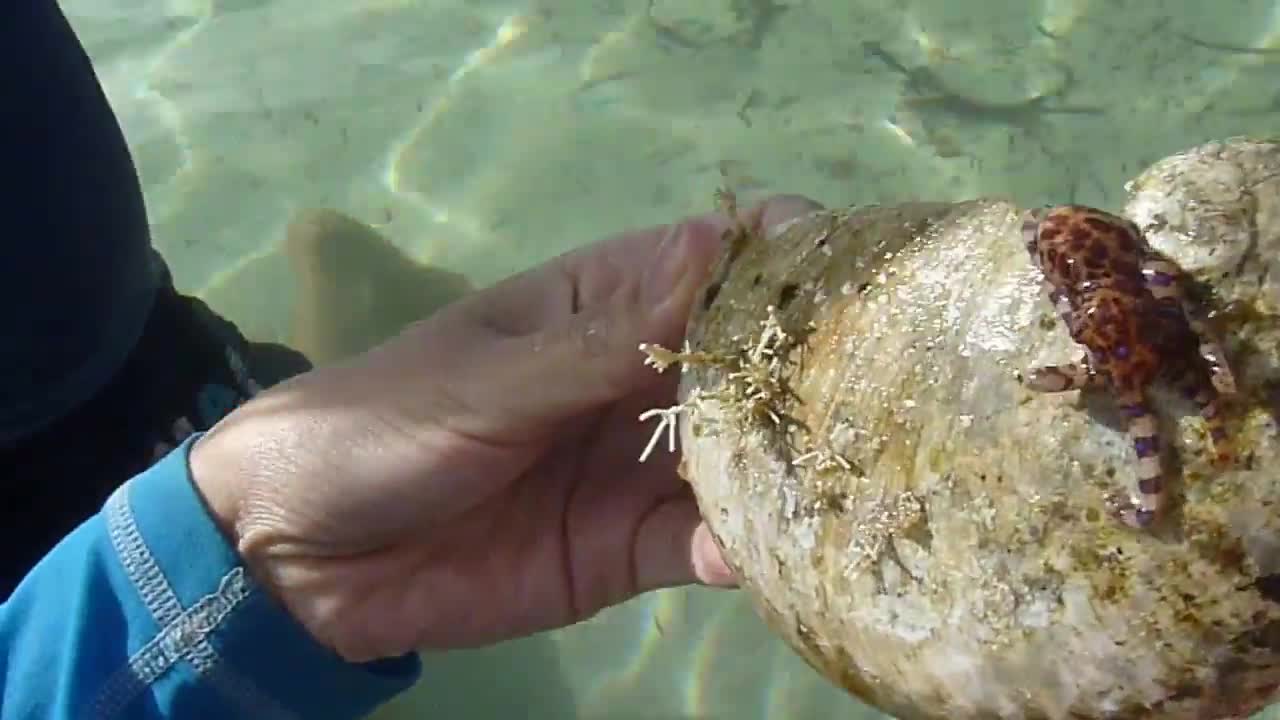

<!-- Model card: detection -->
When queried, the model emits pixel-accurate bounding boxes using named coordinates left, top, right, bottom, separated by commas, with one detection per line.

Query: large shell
left=673, top=137, right=1280, bottom=720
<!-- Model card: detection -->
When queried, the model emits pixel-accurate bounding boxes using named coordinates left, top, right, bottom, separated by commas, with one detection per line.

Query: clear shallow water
left=64, top=0, right=1280, bottom=717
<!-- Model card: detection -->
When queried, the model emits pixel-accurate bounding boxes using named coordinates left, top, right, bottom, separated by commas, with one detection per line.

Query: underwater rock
left=663, top=138, right=1280, bottom=720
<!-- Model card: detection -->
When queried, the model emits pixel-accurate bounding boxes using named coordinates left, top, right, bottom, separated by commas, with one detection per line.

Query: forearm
left=0, top=435, right=420, bottom=719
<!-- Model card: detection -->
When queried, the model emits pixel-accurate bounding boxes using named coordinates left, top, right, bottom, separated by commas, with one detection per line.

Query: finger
left=457, top=194, right=824, bottom=336
left=452, top=212, right=721, bottom=339
left=632, top=497, right=738, bottom=593
left=691, top=521, right=738, bottom=587
left=470, top=196, right=822, bottom=414
left=751, top=193, right=825, bottom=239
left=563, top=193, right=824, bottom=320
left=458, top=219, right=717, bottom=433
left=438, top=195, right=825, bottom=436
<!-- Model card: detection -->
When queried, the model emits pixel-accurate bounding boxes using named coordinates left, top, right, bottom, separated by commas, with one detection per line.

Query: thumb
left=632, top=497, right=739, bottom=593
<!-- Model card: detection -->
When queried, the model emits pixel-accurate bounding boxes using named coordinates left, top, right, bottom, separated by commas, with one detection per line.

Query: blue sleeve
left=0, top=434, right=422, bottom=719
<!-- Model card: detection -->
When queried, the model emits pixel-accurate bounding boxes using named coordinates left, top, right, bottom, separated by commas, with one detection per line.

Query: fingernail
left=645, top=224, right=689, bottom=306
left=692, top=522, right=738, bottom=588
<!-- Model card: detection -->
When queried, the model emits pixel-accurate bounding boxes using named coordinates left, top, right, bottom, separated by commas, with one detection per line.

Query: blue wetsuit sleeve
left=0, top=434, right=422, bottom=719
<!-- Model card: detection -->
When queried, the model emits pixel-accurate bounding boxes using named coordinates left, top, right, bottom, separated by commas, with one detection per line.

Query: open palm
left=190, top=195, right=821, bottom=663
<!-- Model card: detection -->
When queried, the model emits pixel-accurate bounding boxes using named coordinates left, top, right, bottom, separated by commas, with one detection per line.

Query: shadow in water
left=200, top=206, right=472, bottom=366
left=282, top=207, right=473, bottom=366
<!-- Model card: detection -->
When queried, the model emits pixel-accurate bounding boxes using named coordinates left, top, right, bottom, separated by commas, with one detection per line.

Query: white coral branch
left=637, top=404, right=685, bottom=462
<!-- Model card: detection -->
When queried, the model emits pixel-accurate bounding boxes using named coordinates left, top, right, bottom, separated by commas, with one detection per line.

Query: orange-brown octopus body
left=1020, top=204, right=1237, bottom=529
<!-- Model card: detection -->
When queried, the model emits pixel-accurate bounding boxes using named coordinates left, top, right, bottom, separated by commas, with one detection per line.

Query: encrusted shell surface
left=675, top=138, right=1280, bottom=720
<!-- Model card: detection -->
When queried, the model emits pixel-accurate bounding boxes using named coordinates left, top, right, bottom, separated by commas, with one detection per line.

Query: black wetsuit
left=0, top=2, right=309, bottom=597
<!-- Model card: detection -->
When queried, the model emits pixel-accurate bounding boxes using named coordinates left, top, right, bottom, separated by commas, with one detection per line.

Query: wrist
left=188, top=428, right=247, bottom=551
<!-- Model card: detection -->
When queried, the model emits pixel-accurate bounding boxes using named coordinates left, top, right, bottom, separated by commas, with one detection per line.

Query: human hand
left=189, top=194, right=823, bottom=663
